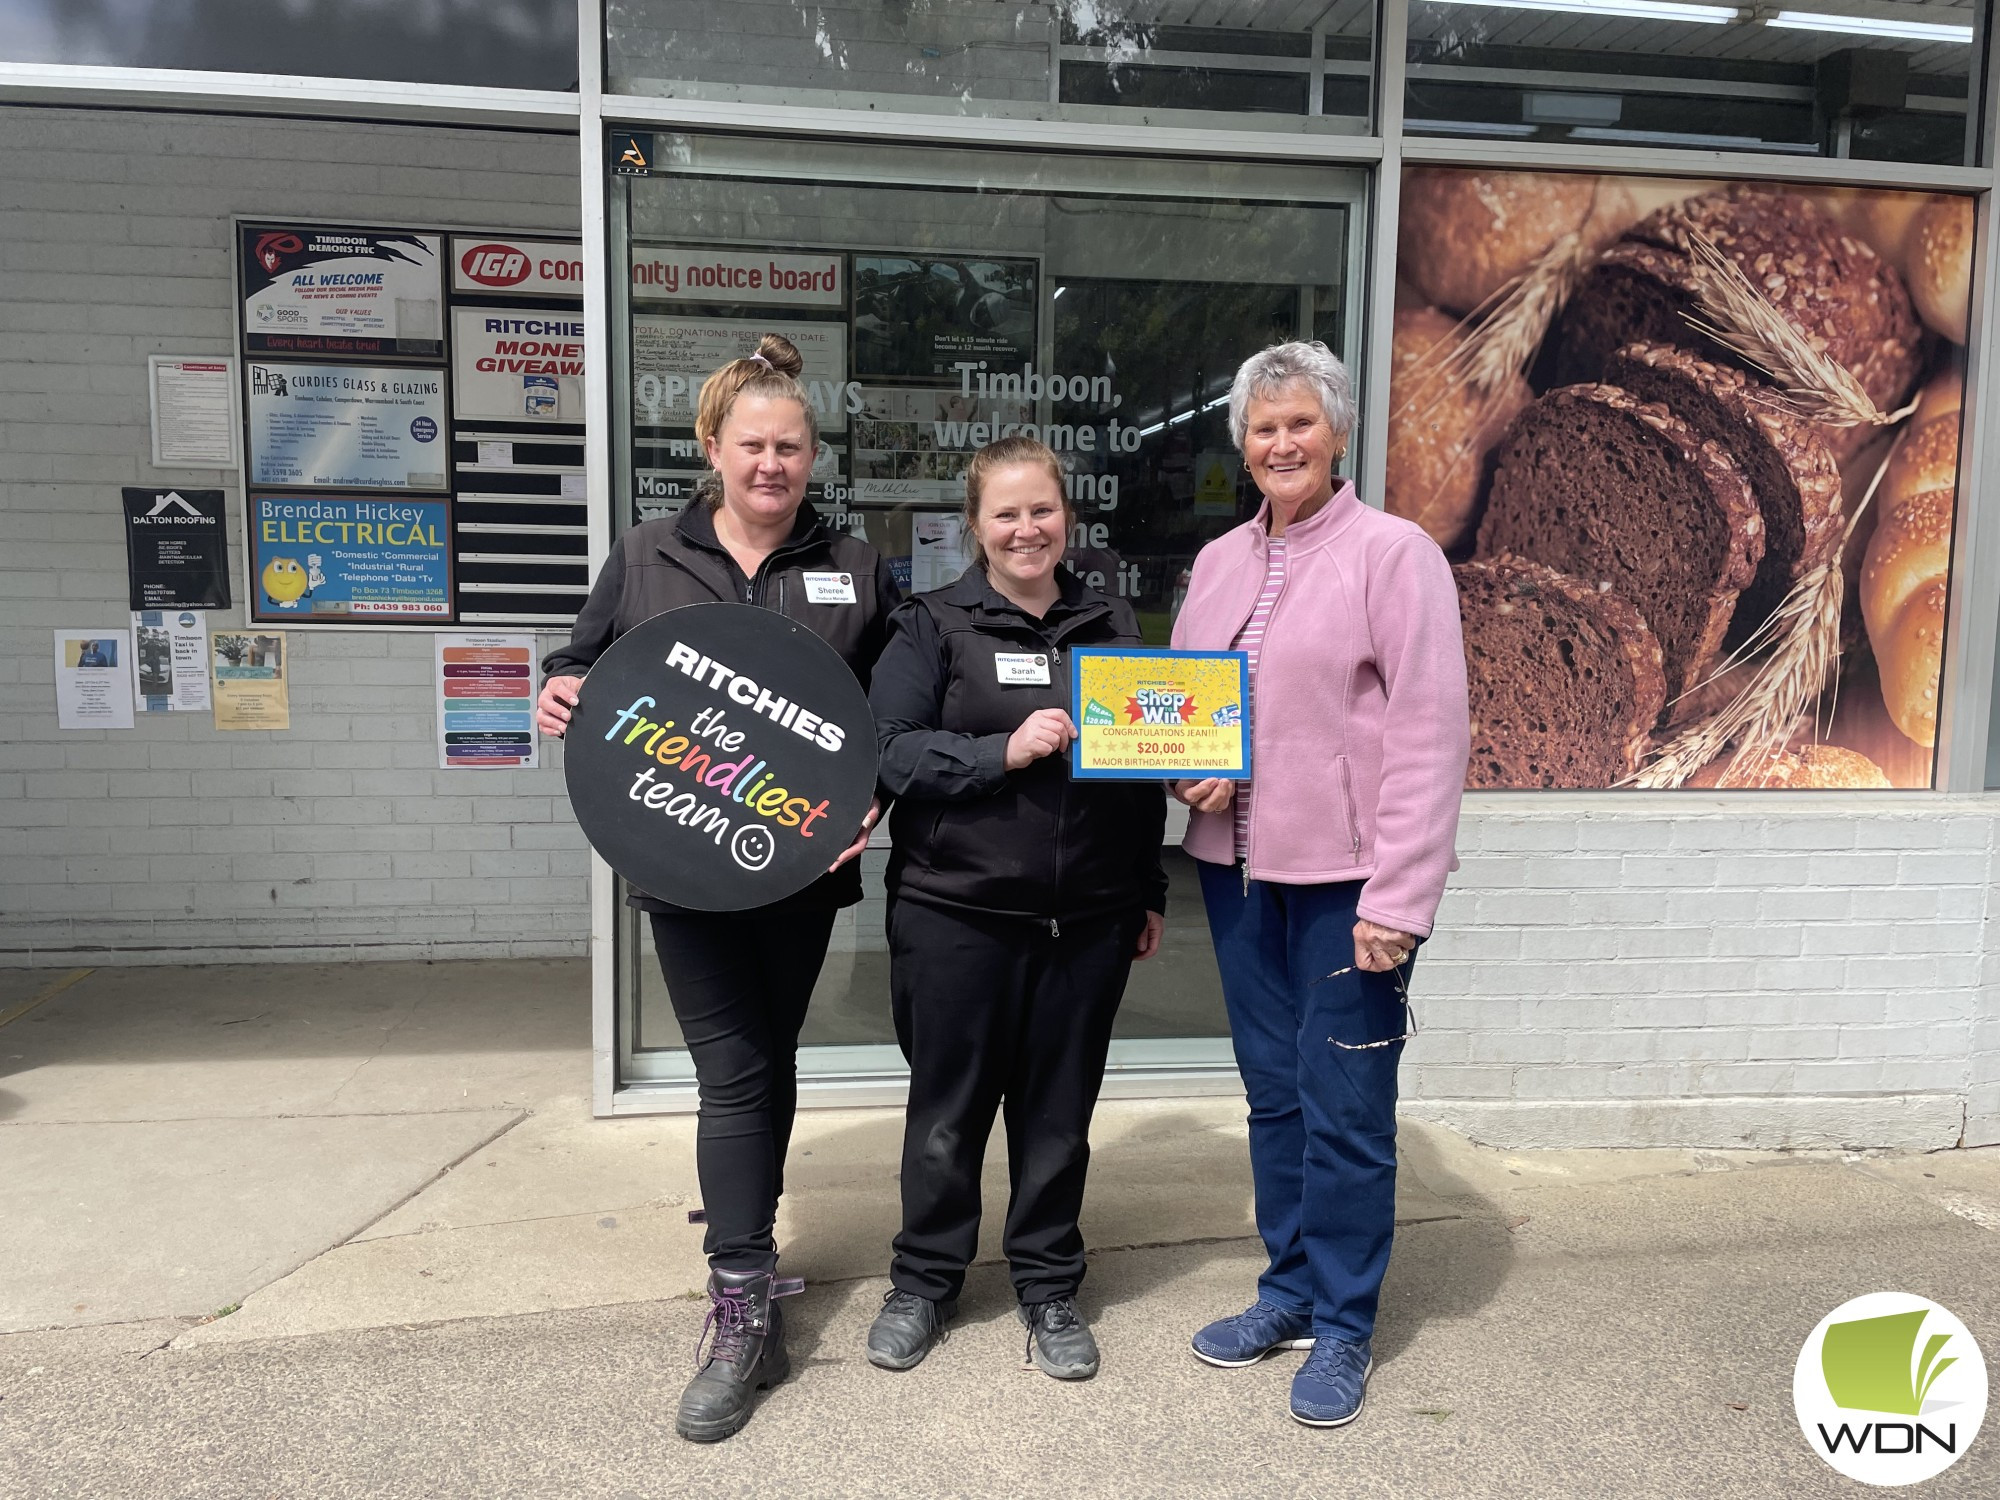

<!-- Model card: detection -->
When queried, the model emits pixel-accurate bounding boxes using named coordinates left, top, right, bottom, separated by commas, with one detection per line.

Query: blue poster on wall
left=251, top=495, right=452, bottom=624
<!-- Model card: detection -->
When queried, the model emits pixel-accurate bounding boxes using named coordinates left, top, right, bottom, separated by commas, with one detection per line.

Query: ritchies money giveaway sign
left=562, top=604, right=878, bottom=911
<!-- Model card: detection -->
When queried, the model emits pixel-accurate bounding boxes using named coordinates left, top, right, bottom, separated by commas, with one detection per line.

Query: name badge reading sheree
left=995, top=652, right=1052, bottom=686
left=802, top=572, right=857, bottom=605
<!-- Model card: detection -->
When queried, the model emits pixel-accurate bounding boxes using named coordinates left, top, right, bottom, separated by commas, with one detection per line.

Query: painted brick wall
left=0, top=106, right=590, bottom=964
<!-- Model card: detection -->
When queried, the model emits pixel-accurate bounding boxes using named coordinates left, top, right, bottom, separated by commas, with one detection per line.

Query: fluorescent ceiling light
left=1424, top=0, right=1736, bottom=23
left=1763, top=9, right=1974, bottom=42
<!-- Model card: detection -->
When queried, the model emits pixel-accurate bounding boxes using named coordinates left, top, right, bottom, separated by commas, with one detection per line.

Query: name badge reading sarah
left=995, top=652, right=1052, bottom=686
left=802, top=572, right=857, bottom=605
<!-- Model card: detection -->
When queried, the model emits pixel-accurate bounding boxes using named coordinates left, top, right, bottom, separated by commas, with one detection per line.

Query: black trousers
left=887, top=898, right=1139, bottom=1306
left=649, top=905, right=838, bottom=1272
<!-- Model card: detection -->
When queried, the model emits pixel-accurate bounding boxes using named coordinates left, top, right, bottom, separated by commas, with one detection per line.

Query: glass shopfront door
left=608, top=133, right=1366, bottom=1096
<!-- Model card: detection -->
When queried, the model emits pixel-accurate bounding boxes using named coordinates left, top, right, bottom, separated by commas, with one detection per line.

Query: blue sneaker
left=1190, top=1300, right=1315, bottom=1368
left=1290, top=1337, right=1373, bottom=1427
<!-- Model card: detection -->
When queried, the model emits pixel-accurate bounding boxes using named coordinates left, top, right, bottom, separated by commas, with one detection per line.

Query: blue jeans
left=1197, top=863, right=1407, bottom=1342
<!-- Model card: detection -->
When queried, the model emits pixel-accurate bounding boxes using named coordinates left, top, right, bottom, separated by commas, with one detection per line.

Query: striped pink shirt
left=1232, top=535, right=1287, bottom=860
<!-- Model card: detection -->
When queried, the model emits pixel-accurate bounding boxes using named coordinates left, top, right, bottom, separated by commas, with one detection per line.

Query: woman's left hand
left=828, top=797, right=883, bottom=873
left=1134, top=911, right=1165, bottom=961
left=1353, top=919, right=1415, bottom=972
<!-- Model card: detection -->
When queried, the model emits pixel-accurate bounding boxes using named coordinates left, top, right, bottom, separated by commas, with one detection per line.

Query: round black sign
left=562, top=603, right=879, bottom=912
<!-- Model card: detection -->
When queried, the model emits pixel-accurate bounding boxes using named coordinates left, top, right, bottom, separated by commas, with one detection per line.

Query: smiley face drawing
left=730, top=824, right=775, bottom=873
left=261, top=555, right=309, bottom=609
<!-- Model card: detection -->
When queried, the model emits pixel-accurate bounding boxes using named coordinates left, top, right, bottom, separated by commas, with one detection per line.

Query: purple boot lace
left=694, top=1277, right=805, bottom=1372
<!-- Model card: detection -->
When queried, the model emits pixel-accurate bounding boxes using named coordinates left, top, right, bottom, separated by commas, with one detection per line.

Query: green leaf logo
left=1822, top=1310, right=1957, bottom=1416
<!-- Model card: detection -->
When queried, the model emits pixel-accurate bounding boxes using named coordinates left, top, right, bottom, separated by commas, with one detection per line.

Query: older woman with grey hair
left=1169, top=340, right=1469, bottom=1428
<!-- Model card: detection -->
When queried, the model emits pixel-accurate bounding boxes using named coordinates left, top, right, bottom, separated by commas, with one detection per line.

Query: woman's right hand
left=536, top=674, right=584, bottom=738
left=1174, top=778, right=1235, bottom=815
left=1005, top=708, right=1076, bottom=771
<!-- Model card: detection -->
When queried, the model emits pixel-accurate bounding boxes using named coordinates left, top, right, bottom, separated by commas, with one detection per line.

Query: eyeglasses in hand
left=1312, top=957, right=1417, bottom=1051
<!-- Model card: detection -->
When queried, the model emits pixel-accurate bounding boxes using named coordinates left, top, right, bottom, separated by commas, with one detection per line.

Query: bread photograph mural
left=1389, top=168, right=1974, bottom=790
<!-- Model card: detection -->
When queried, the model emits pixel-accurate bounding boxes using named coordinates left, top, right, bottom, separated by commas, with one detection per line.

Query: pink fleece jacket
left=1171, top=482, right=1470, bottom=938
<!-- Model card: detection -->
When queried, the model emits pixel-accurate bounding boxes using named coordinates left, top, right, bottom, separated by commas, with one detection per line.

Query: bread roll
left=1399, top=170, right=1603, bottom=314
left=1915, top=364, right=1964, bottom=425
left=1385, top=306, right=1530, bottom=550
left=1909, top=194, right=1975, bottom=343
left=1687, top=744, right=1892, bottom=789
left=1862, top=410, right=1959, bottom=746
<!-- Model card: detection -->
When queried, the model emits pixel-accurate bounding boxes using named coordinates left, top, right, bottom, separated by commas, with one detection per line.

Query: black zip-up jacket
left=544, top=502, right=900, bottom=910
left=870, top=565, right=1168, bottom=926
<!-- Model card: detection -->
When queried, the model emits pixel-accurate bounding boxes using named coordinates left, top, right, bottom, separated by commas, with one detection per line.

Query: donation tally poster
left=435, top=634, right=538, bottom=770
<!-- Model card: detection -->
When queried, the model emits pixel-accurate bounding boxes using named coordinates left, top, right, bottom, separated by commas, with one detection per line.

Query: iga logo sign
left=460, top=244, right=531, bottom=288
left=1795, top=1293, right=1986, bottom=1486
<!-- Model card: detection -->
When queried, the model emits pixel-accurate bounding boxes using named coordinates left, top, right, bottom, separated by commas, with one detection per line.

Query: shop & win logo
left=1794, top=1293, right=1986, bottom=1486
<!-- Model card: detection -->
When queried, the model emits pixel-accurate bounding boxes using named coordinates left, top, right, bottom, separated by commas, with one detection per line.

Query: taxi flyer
left=1069, top=648, right=1250, bottom=781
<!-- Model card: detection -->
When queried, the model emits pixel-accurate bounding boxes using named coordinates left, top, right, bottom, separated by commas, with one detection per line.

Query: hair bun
left=754, top=333, right=804, bottom=379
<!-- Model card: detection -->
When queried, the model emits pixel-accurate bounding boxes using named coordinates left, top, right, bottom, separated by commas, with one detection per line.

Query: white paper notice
left=436, top=634, right=539, bottom=769
left=911, top=513, right=976, bottom=595
left=477, top=441, right=514, bottom=468
left=54, top=630, right=135, bottom=729
left=560, top=472, right=587, bottom=500
left=130, top=610, right=212, bottom=712
left=150, top=357, right=237, bottom=468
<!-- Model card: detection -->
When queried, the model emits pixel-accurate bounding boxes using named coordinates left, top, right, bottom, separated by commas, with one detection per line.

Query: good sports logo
left=1794, top=1293, right=1986, bottom=1486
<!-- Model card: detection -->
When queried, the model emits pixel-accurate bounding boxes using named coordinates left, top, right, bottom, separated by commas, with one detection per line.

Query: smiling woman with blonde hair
left=1171, top=340, right=1469, bottom=1429
left=536, top=333, right=899, bottom=1444
left=862, top=434, right=1167, bottom=1383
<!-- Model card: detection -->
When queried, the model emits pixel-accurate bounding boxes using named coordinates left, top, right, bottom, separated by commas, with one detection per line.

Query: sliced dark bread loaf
left=1454, top=556, right=1667, bottom=789
left=1475, top=384, right=1763, bottom=712
left=1603, top=342, right=1842, bottom=652
left=1556, top=186, right=1921, bottom=456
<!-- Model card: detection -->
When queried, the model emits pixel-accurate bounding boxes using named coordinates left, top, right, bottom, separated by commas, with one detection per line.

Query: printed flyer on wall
left=131, top=610, right=211, bottom=713
left=52, top=629, right=134, bottom=730
left=1387, top=169, right=1975, bottom=790
left=240, top=225, right=443, bottom=358
left=120, top=487, right=231, bottom=610
left=631, top=317, right=849, bottom=431
left=247, top=363, right=448, bottom=490
left=452, top=307, right=584, bottom=423
left=251, top=496, right=452, bottom=623
left=435, top=635, right=538, bottom=770
left=211, top=631, right=290, bottom=731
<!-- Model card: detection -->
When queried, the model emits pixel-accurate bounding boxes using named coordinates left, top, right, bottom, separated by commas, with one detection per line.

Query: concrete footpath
left=2, top=961, right=1998, bottom=1498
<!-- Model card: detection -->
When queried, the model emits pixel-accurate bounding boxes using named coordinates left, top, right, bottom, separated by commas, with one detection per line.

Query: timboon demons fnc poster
left=1388, top=169, right=1974, bottom=790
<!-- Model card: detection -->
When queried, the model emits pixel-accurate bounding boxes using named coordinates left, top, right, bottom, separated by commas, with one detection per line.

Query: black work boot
left=865, top=1287, right=958, bottom=1371
left=675, top=1268, right=801, bottom=1443
left=1020, top=1296, right=1100, bottom=1380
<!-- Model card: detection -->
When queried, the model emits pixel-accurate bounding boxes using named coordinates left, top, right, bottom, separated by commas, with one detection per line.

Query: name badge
left=995, top=652, right=1051, bottom=686
left=802, top=571, right=856, bottom=605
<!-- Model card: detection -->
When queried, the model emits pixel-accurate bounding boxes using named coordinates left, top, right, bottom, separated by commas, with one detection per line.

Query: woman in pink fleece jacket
left=1170, top=340, right=1469, bottom=1429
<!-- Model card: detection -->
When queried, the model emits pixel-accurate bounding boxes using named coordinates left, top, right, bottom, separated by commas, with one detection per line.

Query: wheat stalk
left=1674, top=225, right=1894, bottom=429
left=1622, top=442, right=1896, bottom=789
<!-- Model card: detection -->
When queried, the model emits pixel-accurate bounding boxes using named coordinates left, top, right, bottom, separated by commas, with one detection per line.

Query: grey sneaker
left=866, top=1288, right=957, bottom=1371
left=1020, top=1296, right=1100, bottom=1380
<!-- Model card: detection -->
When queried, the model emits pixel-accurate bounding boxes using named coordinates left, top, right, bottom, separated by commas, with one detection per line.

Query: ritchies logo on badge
left=1794, top=1292, right=1987, bottom=1486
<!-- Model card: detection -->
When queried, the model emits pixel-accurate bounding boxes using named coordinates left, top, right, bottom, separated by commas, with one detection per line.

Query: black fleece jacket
left=870, top=565, right=1168, bottom=925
